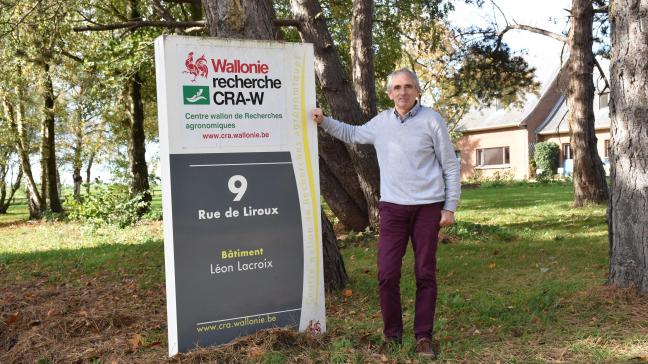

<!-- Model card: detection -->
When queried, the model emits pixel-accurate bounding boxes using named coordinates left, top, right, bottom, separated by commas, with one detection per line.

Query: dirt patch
left=0, top=276, right=331, bottom=363
left=0, top=275, right=167, bottom=363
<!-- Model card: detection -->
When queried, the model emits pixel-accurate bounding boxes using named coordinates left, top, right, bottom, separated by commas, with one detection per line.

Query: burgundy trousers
left=377, top=201, right=443, bottom=340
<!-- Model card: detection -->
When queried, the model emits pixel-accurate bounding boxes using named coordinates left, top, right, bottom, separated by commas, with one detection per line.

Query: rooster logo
left=183, top=52, right=209, bottom=82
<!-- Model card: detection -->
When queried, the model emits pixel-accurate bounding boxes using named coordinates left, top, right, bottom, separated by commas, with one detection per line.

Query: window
left=476, top=147, right=510, bottom=166
left=604, top=139, right=610, bottom=158
left=599, top=92, right=610, bottom=109
left=454, top=150, right=461, bottom=162
left=563, top=143, right=572, bottom=160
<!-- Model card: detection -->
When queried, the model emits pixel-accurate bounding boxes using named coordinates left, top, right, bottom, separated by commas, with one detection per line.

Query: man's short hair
left=386, top=68, right=421, bottom=92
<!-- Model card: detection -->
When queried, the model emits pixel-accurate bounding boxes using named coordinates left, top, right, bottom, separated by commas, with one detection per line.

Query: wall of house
left=457, top=127, right=530, bottom=180
left=539, top=128, right=611, bottom=164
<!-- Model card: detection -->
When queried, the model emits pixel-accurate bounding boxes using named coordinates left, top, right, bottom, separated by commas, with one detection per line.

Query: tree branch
left=274, top=19, right=301, bottom=29
left=498, top=24, right=568, bottom=46
left=60, top=50, right=84, bottom=63
left=593, top=5, right=609, bottom=13
left=497, top=21, right=610, bottom=96
left=150, top=0, right=184, bottom=34
left=73, top=20, right=205, bottom=32
left=593, top=57, right=610, bottom=93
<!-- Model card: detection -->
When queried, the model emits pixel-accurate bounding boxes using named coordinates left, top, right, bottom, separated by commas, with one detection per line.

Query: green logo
left=183, top=86, right=210, bottom=105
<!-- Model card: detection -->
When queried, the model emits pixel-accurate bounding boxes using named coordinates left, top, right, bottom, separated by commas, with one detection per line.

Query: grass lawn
left=1, top=182, right=647, bottom=363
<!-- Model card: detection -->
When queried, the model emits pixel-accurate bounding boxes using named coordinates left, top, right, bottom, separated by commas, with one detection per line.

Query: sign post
left=154, top=35, right=325, bottom=356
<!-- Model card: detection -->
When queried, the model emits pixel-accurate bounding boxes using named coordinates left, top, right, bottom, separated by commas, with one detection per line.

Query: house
left=455, top=59, right=610, bottom=180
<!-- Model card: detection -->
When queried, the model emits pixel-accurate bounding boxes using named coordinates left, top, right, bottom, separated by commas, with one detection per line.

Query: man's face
left=387, top=73, right=420, bottom=113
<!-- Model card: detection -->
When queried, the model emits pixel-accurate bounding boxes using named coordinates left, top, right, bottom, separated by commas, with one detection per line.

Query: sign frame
left=154, top=35, right=325, bottom=356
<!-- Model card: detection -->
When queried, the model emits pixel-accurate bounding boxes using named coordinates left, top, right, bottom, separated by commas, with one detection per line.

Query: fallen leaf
left=4, top=313, right=18, bottom=325
left=380, top=354, right=389, bottom=363
left=248, top=346, right=264, bottom=358
left=145, top=341, right=161, bottom=348
left=129, top=333, right=143, bottom=350
left=531, top=316, right=541, bottom=324
left=488, top=262, right=497, bottom=269
left=79, top=310, right=88, bottom=317
left=343, top=289, right=353, bottom=297
left=473, top=329, right=481, bottom=335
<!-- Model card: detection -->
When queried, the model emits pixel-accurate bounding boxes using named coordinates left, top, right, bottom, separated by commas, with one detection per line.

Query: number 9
left=228, top=175, right=247, bottom=201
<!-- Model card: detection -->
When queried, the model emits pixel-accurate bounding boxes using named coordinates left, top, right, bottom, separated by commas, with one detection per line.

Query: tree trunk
left=318, top=131, right=368, bottom=230
left=125, top=0, right=151, bottom=213
left=39, top=105, right=48, bottom=210
left=607, top=0, right=648, bottom=293
left=0, top=159, right=21, bottom=214
left=202, top=0, right=279, bottom=39
left=42, top=62, right=63, bottom=212
left=85, top=118, right=105, bottom=194
left=125, top=71, right=152, bottom=210
left=319, top=157, right=368, bottom=230
left=202, top=0, right=348, bottom=291
left=3, top=93, right=44, bottom=219
left=351, top=0, right=377, bottom=119
left=567, top=0, right=609, bottom=206
left=291, top=0, right=381, bottom=229
left=72, top=115, right=83, bottom=197
left=321, top=207, right=348, bottom=292
left=86, top=151, right=95, bottom=194
left=73, top=167, right=82, bottom=197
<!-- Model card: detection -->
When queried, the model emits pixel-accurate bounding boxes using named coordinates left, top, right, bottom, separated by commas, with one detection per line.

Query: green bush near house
left=534, top=142, right=560, bottom=178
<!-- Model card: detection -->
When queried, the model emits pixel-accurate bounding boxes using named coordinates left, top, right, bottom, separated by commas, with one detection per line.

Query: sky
left=448, top=0, right=572, bottom=83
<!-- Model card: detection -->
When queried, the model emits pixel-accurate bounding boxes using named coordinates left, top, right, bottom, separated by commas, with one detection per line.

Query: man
left=312, top=68, right=460, bottom=358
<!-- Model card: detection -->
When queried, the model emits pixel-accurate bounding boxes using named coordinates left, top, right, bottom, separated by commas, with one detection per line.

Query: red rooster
left=183, top=52, right=209, bottom=82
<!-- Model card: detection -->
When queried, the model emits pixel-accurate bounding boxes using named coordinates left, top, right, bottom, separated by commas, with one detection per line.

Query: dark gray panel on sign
left=169, top=152, right=303, bottom=352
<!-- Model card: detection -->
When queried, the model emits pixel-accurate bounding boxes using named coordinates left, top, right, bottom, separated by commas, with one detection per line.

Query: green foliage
left=534, top=142, right=560, bottom=178
left=452, top=37, right=540, bottom=108
left=64, top=184, right=148, bottom=228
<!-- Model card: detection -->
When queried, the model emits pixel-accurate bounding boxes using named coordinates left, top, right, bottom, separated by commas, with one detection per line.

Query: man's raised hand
left=311, top=108, right=324, bottom=125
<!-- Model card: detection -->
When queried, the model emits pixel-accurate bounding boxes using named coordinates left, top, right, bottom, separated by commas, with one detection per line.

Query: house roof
left=535, top=96, right=611, bottom=135
left=456, top=57, right=611, bottom=135
left=455, top=63, right=564, bottom=132
left=535, top=58, right=611, bottom=135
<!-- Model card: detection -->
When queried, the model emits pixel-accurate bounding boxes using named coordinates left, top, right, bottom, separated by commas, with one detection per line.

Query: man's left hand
left=440, top=210, right=455, bottom=227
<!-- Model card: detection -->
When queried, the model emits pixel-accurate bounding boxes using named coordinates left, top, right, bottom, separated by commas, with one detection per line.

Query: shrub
left=534, top=142, right=560, bottom=178
left=64, top=184, right=149, bottom=228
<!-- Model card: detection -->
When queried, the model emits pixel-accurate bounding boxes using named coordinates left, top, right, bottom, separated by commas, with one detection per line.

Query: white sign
left=154, top=35, right=325, bottom=356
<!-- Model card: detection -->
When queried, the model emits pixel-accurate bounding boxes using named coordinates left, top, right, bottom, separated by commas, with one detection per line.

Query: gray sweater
left=320, top=103, right=461, bottom=212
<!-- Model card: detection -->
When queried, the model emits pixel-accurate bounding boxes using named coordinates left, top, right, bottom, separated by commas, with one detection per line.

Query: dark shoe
left=415, top=337, right=436, bottom=359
